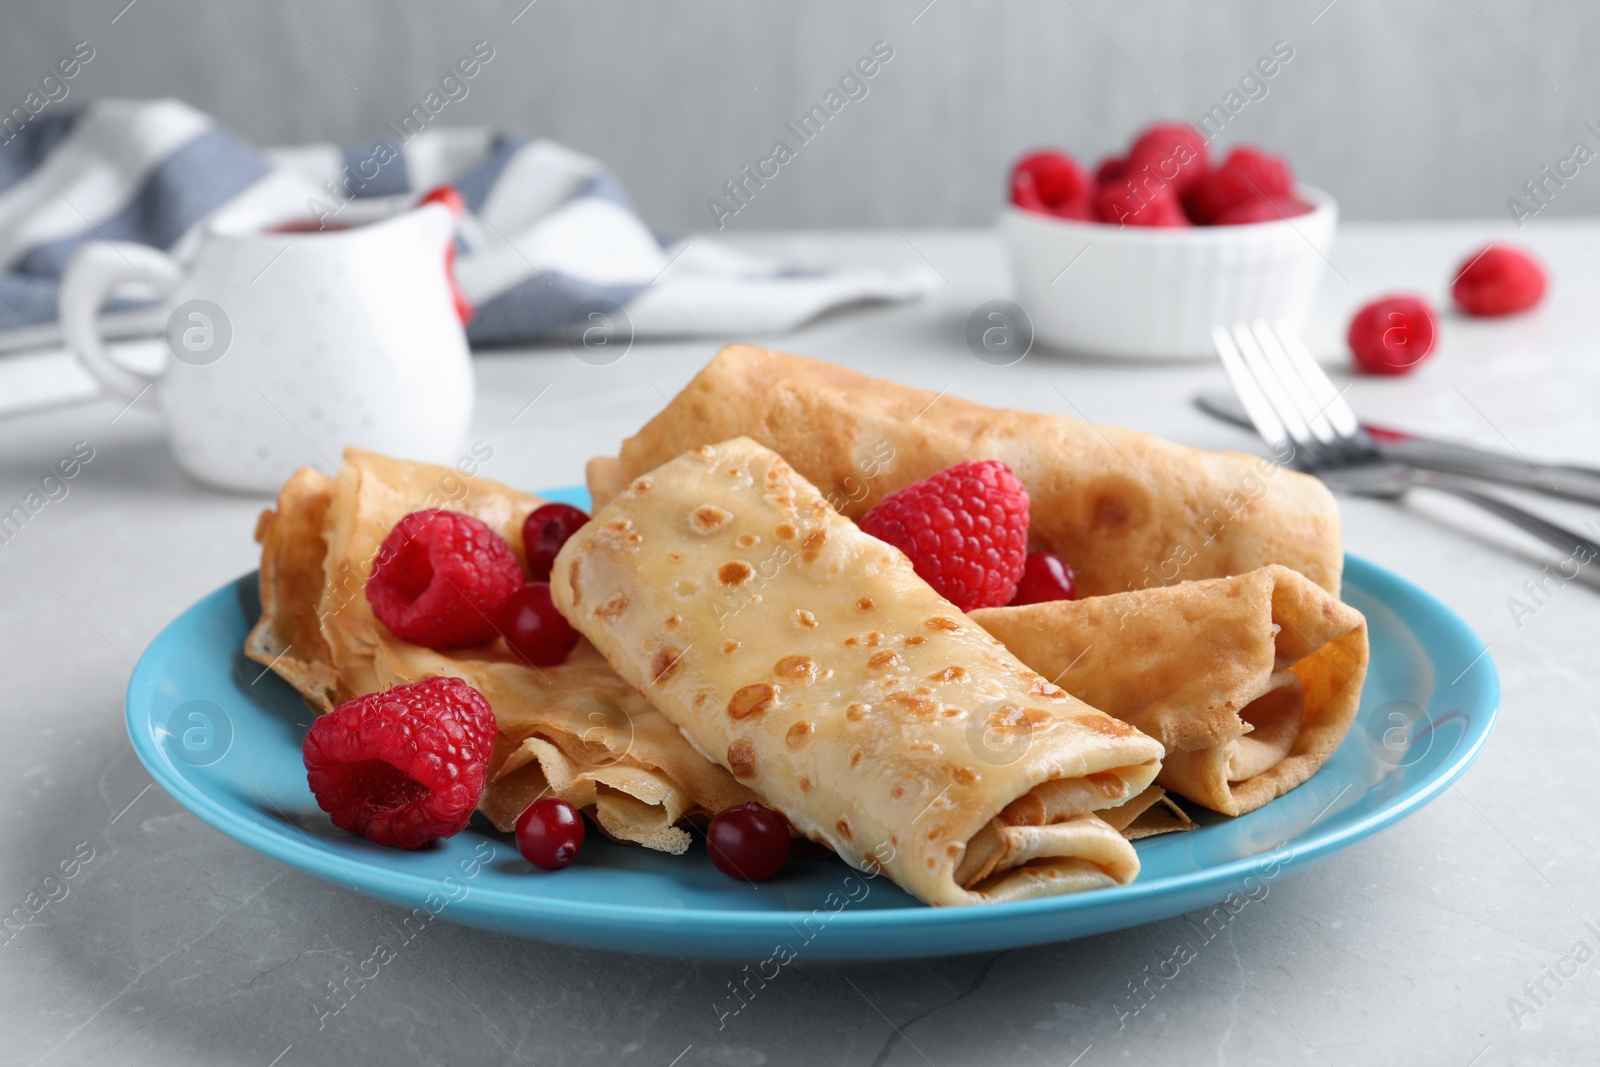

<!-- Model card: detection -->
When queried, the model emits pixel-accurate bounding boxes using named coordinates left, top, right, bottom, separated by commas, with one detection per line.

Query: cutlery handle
left=1387, top=440, right=1600, bottom=506
left=1427, top=473, right=1600, bottom=561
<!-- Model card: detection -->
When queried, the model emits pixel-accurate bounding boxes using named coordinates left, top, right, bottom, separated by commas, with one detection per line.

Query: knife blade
left=1195, top=390, right=1600, bottom=506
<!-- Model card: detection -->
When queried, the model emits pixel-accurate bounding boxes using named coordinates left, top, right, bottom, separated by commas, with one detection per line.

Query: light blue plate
left=127, top=487, right=1498, bottom=960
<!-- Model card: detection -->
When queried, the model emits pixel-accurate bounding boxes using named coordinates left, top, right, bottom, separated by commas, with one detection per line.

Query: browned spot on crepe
left=1074, top=713, right=1136, bottom=738
left=690, top=505, right=731, bottom=534
left=728, top=739, right=757, bottom=778
left=774, top=655, right=816, bottom=681
left=1092, top=494, right=1131, bottom=531
left=651, top=647, right=684, bottom=685
left=728, top=683, right=779, bottom=721
left=786, top=721, right=814, bottom=749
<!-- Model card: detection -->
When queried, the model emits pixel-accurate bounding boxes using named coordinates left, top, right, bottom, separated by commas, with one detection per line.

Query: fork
left=1213, top=321, right=1600, bottom=562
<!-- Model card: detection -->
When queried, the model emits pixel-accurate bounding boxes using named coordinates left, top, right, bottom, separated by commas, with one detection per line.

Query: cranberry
left=522, top=503, right=590, bottom=581
left=1348, top=295, right=1439, bottom=375
left=1009, top=551, right=1077, bottom=606
left=515, top=796, right=585, bottom=870
left=500, top=582, right=579, bottom=666
left=707, top=802, right=790, bottom=882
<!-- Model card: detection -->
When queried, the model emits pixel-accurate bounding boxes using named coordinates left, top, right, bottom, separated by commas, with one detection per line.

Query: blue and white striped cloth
left=0, top=98, right=935, bottom=358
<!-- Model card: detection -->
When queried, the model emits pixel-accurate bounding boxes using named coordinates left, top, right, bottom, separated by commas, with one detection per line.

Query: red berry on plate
left=1211, top=196, right=1314, bottom=226
left=522, top=502, right=590, bottom=581
left=1348, top=295, right=1439, bottom=375
left=501, top=581, right=580, bottom=666
left=1186, top=145, right=1295, bottom=224
left=1451, top=245, right=1547, bottom=317
left=1125, top=122, right=1210, bottom=195
left=707, top=802, right=790, bottom=881
left=515, top=796, right=586, bottom=870
left=1010, top=150, right=1089, bottom=212
left=1093, top=181, right=1191, bottom=228
left=1009, top=551, right=1077, bottom=606
left=302, top=676, right=498, bottom=850
left=366, top=510, right=524, bottom=650
left=860, top=460, right=1031, bottom=611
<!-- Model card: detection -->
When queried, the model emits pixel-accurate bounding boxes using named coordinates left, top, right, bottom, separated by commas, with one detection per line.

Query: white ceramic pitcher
left=59, top=199, right=474, bottom=492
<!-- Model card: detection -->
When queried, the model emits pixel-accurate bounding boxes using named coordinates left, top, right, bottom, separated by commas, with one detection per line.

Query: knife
left=1196, top=390, right=1600, bottom=506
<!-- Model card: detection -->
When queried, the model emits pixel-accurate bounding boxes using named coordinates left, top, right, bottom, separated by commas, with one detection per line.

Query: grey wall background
left=3, top=0, right=1593, bottom=233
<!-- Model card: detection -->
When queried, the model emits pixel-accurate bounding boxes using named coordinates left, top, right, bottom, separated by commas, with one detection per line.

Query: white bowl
left=1000, top=185, right=1338, bottom=359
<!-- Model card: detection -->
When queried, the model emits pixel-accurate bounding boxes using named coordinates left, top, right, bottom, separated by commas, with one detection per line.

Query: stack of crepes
left=247, top=345, right=1370, bottom=907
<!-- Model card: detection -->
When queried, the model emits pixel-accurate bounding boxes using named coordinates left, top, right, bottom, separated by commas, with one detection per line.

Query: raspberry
left=303, top=676, right=498, bottom=849
left=1010, top=150, right=1089, bottom=212
left=1348, top=295, right=1439, bottom=375
left=1093, top=180, right=1190, bottom=227
left=366, top=509, right=524, bottom=650
left=1451, top=245, right=1547, bottom=317
left=860, top=460, right=1030, bottom=611
left=1125, top=122, right=1210, bottom=195
left=1049, top=197, right=1095, bottom=222
left=1094, top=156, right=1126, bottom=185
left=1185, top=146, right=1294, bottom=224
left=1212, top=196, right=1314, bottom=226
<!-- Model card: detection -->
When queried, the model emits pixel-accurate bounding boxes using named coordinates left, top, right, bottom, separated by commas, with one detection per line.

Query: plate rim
left=126, top=549, right=1499, bottom=937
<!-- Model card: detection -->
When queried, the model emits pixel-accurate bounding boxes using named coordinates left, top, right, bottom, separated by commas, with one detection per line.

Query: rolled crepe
left=970, top=565, right=1368, bottom=816
left=246, top=450, right=754, bottom=852
left=552, top=436, right=1166, bottom=906
left=587, top=345, right=1343, bottom=597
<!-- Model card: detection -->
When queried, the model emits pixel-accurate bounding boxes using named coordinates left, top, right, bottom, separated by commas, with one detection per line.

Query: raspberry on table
left=859, top=460, right=1031, bottom=611
left=366, top=509, right=524, bottom=650
left=1451, top=245, right=1547, bottom=317
left=303, top=676, right=499, bottom=850
left=1185, top=146, right=1295, bottom=224
left=1347, top=294, right=1439, bottom=375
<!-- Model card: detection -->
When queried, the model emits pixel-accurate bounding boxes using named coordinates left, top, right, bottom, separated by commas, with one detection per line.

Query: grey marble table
left=3, top=225, right=1596, bottom=1067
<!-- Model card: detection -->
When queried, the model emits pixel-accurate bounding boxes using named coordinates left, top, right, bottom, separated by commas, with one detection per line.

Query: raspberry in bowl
left=1000, top=123, right=1338, bottom=358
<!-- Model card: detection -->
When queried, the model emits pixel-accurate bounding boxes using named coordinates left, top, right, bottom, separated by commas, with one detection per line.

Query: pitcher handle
left=59, top=242, right=183, bottom=400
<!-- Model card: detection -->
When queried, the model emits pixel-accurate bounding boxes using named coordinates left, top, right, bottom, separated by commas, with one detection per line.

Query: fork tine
left=1250, top=320, right=1343, bottom=450
left=1230, top=322, right=1323, bottom=466
left=1213, top=325, right=1291, bottom=458
left=1273, top=324, right=1375, bottom=452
